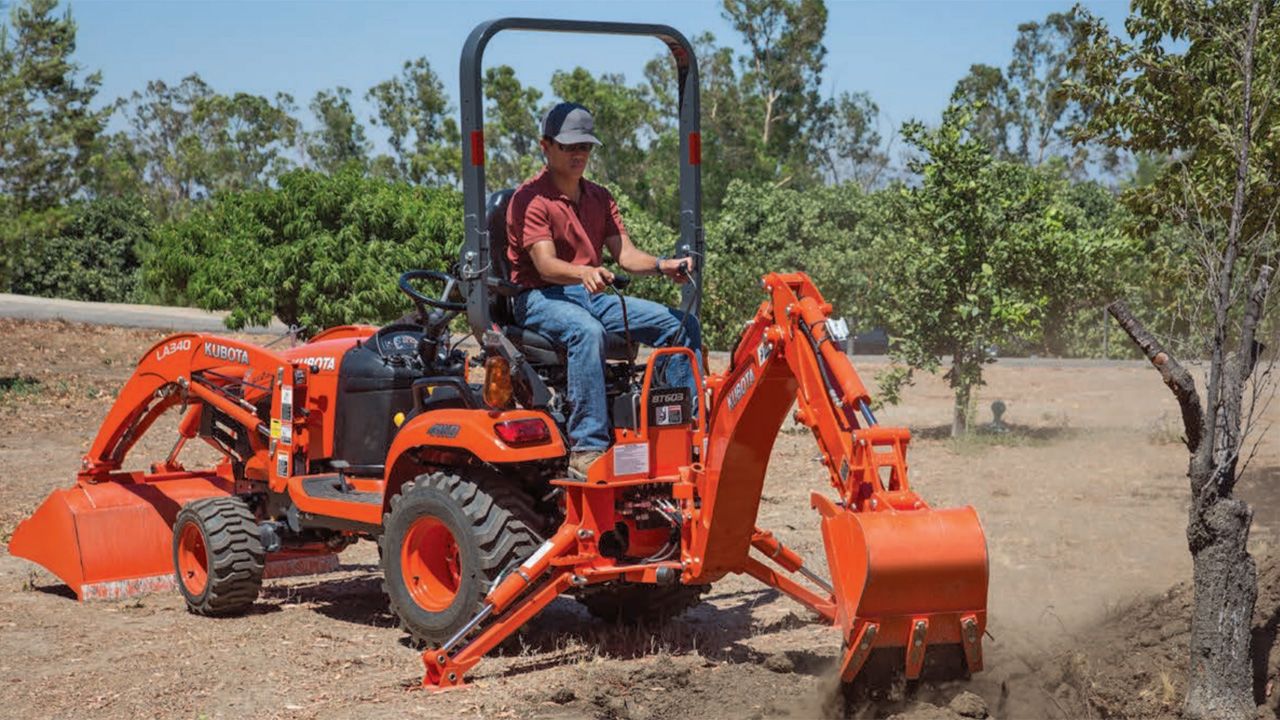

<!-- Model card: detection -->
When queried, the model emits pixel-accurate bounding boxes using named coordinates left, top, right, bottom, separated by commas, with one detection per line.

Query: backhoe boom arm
left=688, top=272, right=988, bottom=680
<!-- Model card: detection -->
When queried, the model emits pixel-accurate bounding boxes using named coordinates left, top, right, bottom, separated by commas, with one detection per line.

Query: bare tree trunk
left=951, top=385, right=968, bottom=438
left=1109, top=296, right=1266, bottom=720
left=1110, top=4, right=1273, bottom=715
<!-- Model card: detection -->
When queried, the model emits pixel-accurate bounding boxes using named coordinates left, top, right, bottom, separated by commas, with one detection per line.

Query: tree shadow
left=912, top=422, right=1079, bottom=443
left=1252, top=602, right=1280, bottom=706
left=259, top=572, right=833, bottom=679
left=1247, top=466, right=1280, bottom=709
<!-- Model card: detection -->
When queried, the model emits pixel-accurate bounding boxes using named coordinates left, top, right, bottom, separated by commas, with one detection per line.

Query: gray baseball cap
left=541, top=102, right=603, bottom=146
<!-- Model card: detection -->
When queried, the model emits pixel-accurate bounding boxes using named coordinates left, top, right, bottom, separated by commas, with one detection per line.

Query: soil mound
left=1051, top=554, right=1280, bottom=719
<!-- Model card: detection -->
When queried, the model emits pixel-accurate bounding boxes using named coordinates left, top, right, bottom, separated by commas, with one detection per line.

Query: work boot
left=568, top=450, right=604, bottom=481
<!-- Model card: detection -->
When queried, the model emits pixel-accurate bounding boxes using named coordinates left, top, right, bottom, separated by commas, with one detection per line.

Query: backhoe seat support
left=486, top=189, right=634, bottom=365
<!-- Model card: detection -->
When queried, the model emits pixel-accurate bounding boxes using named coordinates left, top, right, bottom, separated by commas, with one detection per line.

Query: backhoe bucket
left=811, top=493, right=988, bottom=682
left=9, top=475, right=232, bottom=600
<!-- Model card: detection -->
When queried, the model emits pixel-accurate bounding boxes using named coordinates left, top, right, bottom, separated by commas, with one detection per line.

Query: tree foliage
left=366, top=57, right=459, bottom=186
left=10, top=196, right=152, bottom=302
left=949, top=8, right=1112, bottom=173
left=723, top=0, right=828, bottom=181
left=0, top=0, right=109, bottom=212
left=306, top=86, right=371, bottom=175
left=114, top=74, right=300, bottom=217
left=866, top=104, right=1129, bottom=435
left=700, top=179, right=873, bottom=349
left=145, top=167, right=462, bottom=332
left=483, top=65, right=543, bottom=191
left=0, top=0, right=109, bottom=286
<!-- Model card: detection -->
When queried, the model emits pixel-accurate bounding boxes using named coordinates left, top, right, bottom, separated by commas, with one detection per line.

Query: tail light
left=483, top=356, right=513, bottom=408
left=494, top=418, right=550, bottom=447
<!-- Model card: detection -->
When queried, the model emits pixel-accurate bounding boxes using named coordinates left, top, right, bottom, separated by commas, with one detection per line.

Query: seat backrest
left=485, top=188, right=516, bottom=323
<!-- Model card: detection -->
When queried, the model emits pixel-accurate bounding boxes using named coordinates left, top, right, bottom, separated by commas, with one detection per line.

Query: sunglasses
left=555, top=142, right=595, bottom=153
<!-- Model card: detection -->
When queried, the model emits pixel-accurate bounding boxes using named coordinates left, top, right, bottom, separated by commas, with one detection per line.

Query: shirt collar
left=535, top=168, right=589, bottom=203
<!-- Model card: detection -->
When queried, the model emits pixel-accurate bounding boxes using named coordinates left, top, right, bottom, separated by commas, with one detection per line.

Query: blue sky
left=65, top=0, right=1132, bottom=140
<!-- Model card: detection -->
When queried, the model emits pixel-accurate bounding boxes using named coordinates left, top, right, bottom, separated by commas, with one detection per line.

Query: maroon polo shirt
left=506, top=168, right=627, bottom=289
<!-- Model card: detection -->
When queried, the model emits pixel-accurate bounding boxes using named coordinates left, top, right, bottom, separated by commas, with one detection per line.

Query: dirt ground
left=0, top=317, right=1276, bottom=719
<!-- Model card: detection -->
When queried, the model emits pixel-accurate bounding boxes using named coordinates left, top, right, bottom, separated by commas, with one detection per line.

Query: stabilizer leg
left=423, top=571, right=573, bottom=690
left=422, top=522, right=580, bottom=690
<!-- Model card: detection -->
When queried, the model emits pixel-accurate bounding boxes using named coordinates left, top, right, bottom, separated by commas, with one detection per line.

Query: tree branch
left=1108, top=300, right=1204, bottom=452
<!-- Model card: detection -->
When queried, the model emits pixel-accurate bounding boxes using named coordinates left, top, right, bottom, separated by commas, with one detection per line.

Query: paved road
left=0, top=293, right=1154, bottom=368
left=0, top=293, right=289, bottom=334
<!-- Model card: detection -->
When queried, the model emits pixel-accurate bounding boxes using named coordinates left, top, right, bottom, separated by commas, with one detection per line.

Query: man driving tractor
left=506, top=101, right=700, bottom=478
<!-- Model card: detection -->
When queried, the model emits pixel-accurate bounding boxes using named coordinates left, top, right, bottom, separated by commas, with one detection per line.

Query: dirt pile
left=1052, top=553, right=1280, bottom=719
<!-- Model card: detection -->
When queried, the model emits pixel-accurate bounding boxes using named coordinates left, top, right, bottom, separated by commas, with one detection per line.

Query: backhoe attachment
left=686, top=272, right=989, bottom=682
left=416, top=273, right=987, bottom=690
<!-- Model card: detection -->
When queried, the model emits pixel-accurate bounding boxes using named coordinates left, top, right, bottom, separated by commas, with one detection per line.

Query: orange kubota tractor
left=9, top=18, right=988, bottom=690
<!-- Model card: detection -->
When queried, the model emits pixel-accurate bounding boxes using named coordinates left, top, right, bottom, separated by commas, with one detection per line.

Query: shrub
left=145, top=166, right=463, bottom=332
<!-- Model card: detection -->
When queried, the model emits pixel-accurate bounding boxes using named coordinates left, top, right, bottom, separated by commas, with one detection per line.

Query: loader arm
left=691, top=272, right=989, bottom=680
left=82, top=334, right=287, bottom=478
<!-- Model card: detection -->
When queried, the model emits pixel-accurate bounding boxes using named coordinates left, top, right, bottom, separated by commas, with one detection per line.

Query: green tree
left=642, top=31, right=745, bottom=219
left=10, top=196, right=152, bottom=302
left=0, top=0, right=109, bottom=212
left=482, top=65, right=542, bottom=190
left=722, top=0, right=828, bottom=182
left=305, top=86, right=370, bottom=174
left=949, top=8, right=1110, bottom=172
left=366, top=57, right=459, bottom=186
left=812, top=90, right=887, bottom=188
left=701, top=179, right=874, bottom=349
left=868, top=104, right=1124, bottom=435
left=1030, top=169, right=1138, bottom=356
left=0, top=0, right=110, bottom=289
left=145, top=166, right=463, bottom=332
left=1070, top=1, right=1280, bottom=716
left=194, top=89, right=300, bottom=193
left=117, top=74, right=300, bottom=216
left=949, top=64, right=1014, bottom=158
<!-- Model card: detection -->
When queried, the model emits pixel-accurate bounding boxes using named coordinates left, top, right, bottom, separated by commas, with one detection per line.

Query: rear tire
left=172, top=496, right=265, bottom=616
left=576, top=582, right=708, bottom=624
left=380, top=471, right=540, bottom=647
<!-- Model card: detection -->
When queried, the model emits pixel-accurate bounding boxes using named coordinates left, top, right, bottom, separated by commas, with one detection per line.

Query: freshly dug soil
left=1045, top=552, right=1280, bottom=720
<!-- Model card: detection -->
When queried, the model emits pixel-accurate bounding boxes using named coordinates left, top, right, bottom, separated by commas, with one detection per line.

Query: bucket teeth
left=813, top=491, right=989, bottom=684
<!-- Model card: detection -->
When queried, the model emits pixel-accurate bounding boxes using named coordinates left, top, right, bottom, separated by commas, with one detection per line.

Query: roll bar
left=458, top=18, right=703, bottom=339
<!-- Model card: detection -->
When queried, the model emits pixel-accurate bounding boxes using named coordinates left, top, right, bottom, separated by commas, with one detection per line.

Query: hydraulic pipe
left=484, top=522, right=578, bottom=614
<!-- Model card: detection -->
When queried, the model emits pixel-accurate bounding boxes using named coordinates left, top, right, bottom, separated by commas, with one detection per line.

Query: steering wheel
left=399, top=269, right=467, bottom=312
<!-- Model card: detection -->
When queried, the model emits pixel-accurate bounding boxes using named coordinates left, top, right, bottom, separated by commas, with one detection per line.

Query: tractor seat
left=504, top=325, right=635, bottom=366
left=487, top=189, right=636, bottom=366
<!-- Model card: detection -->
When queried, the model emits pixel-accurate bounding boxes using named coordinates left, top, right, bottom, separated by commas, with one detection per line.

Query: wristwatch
left=656, top=255, right=667, bottom=274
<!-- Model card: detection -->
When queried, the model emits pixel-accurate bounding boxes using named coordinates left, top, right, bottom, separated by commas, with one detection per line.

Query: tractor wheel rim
left=401, top=516, right=462, bottom=612
left=177, top=522, right=209, bottom=595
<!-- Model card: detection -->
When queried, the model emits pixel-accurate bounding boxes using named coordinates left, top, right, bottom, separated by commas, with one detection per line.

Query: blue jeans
left=513, top=284, right=702, bottom=452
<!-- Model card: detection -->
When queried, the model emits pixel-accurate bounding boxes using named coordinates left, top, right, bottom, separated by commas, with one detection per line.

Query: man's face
left=541, top=138, right=594, bottom=179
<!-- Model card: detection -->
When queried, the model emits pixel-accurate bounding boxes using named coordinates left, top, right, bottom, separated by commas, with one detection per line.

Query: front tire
left=172, top=496, right=265, bottom=616
left=379, top=472, right=540, bottom=647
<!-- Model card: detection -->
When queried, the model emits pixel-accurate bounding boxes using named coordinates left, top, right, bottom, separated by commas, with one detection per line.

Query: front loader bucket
left=9, top=475, right=231, bottom=600
left=812, top=493, right=988, bottom=682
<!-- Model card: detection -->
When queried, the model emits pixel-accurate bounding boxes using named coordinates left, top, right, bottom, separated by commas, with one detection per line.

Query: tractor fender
left=382, top=407, right=566, bottom=502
